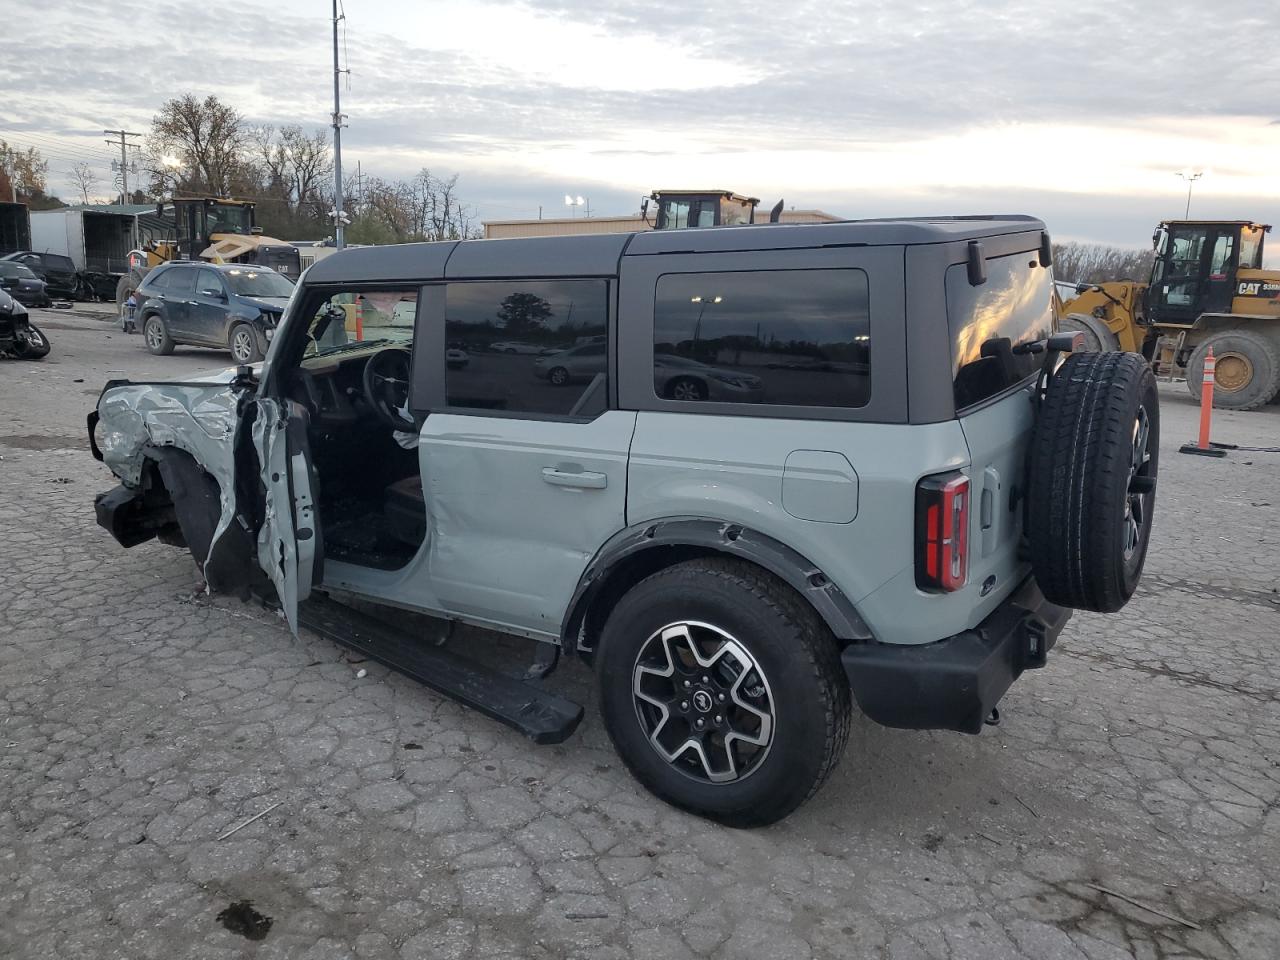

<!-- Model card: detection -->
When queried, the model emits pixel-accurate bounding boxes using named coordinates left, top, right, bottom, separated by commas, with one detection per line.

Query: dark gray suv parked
left=135, top=261, right=294, bottom=363
left=91, top=217, right=1159, bottom=825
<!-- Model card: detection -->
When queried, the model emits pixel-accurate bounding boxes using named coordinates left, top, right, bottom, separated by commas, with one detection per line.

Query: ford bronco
left=90, top=217, right=1159, bottom=825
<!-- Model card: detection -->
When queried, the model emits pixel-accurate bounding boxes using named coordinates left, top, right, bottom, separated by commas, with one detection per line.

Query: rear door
left=162, top=267, right=198, bottom=338
left=417, top=277, right=633, bottom=635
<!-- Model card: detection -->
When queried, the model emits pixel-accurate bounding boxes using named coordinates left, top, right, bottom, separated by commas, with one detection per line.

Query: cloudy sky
left=4, top=0, right=1278, bottom=256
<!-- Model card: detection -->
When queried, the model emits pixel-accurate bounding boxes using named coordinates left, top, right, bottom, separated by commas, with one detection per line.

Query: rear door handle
left=542, top=467, right=607, bottom=489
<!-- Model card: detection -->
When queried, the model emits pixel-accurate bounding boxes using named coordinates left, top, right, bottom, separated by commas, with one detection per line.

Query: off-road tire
left=1028, top=351, right=1159, bottom=613
left=1185, top=330, right=1280, bottom=411
left=595, top=557, right=850, bottom=827
left=115, top=272, right=140, bottom=311
left=144, top=314, right=175, bottom=356
left=1058, top=313, right=1119, bottom=352
left=229, top=322, right=264, bottom=364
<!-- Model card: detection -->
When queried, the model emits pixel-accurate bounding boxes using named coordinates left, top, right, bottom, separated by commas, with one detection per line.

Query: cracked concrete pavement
left=1, top=310, right=1277, bottom=959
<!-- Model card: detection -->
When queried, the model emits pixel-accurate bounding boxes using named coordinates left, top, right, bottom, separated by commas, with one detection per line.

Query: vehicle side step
left=297, top=593, right=584, bottom=745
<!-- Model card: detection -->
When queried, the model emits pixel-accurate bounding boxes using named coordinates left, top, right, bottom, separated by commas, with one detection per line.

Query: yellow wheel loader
left=116, top=197, right=301, bottom=310
left=1058, top=221, right=1280, bottom=410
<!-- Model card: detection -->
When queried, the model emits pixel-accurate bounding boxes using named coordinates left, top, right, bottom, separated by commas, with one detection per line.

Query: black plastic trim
left=560, top=516, right=874, bottom=649
left=841, top=576, right=1070, bottom=734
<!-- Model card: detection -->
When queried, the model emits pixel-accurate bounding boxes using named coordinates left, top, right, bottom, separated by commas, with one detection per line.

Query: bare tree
left=145, top=94, right=255, bottom=197
left=69, top=162, right=100, bottom=204
left=1053, top=242, right=1156, bottom=285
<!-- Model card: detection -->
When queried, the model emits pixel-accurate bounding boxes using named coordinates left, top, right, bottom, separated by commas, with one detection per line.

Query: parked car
left=0, top=261, right=51, bottom=307
left=1, top=250, right=77, bottom=299
left=490, top=340, right=547, bottom=354
left=90, top=218, right=1158, bottom=826
left=445, top=344, right=470, bottom=369
left=134, top=261, right=295, bottom=363
left=653, top=353, right=765, bottom=401
left=533, top=341, right=606, bottom=384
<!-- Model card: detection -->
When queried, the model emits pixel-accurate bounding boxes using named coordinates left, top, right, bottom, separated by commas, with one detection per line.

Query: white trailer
left=29, top=205, right=145, bottom=273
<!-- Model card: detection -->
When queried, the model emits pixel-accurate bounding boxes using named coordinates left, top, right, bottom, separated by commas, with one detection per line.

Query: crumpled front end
left=91, top=379, right=243, bottom=571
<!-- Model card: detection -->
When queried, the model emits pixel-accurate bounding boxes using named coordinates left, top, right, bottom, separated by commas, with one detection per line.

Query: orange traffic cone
left=355, top=296, right=364, bottom=341
left=1180, top=346, right=1227, bottom=458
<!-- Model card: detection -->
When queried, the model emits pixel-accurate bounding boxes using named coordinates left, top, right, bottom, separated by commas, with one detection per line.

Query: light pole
left=690, top=295, right=721, bottom=346
left=564, top=194, right=585, bottom=218
left=1176, top=169, right=1204, bottom=219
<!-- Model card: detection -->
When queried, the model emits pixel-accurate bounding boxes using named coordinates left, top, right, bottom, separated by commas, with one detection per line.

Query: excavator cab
left=646, top=190, right=761, bottom=229
left=1146, top=221, right=1269, bottom=325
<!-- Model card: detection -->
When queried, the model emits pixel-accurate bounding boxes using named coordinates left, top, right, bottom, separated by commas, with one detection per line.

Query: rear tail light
left=915, top=472, right=970, bottom=592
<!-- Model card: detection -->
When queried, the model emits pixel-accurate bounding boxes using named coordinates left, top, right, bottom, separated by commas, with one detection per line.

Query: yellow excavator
left=1057, top=220, right=1280, bottom=410
left=116, top=197, right=301, bottom=308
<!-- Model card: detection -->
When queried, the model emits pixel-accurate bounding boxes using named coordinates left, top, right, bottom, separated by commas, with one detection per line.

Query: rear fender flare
left=560, top=517, right=873, bottom=651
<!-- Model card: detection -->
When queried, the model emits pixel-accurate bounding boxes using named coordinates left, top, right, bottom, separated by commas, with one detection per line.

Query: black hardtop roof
left=305, top=215, right=1046, bottom=284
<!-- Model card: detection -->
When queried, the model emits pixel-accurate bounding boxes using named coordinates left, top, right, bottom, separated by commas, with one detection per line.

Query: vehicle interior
left=283, top=289, right=426, bottom=571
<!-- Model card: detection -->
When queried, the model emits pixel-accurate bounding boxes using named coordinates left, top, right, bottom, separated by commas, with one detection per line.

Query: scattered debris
left=356, top=668, right=368, bottom=679
left=1086, top=882, right=1201, bottom=930
left=73, top=378, right=84, bottom=383
left=217, top=801, right=282, bottom=841
left=1014, top=795, right=1040, bottom=818
left=216, top=900, right=273, bottom=940
left=44, top=477, right=73, bottom=484
left=921, top=832, right=944, bottom=852
left=565, top=911, right=609, bottom=920
left=403, top=742, right=423, bottom=750
left=977, top=832, right=1003, bottom=846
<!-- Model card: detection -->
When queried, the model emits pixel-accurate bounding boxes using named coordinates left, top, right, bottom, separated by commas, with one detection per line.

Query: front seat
left=384, top=475, right=427, bottom=547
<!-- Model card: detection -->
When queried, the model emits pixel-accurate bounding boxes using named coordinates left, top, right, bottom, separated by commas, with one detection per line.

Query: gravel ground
left=2, top=309, right=1278, bottom=960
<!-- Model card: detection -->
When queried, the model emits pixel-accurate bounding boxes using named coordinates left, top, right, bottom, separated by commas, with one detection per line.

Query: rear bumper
left=842, top=577, right=1070, bottom=734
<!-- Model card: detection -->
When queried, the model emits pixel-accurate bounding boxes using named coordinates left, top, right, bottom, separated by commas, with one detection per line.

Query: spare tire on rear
left=1027, top=351, right=1159, bottom=613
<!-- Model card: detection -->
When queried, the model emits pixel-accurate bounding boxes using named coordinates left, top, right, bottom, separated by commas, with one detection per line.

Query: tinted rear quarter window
left=946, top=253, right=1052, bottom=410
left=653, top=269, right=870, bottom=408
left=45, top=254, right=75, bottom=272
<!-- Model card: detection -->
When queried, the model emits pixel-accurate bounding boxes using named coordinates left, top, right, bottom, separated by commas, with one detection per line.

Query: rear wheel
left=144, top=314, right=175, bottom=355
left=548, top=366, right=569, bottom=386
left=596, top=557, right=850, bottom=827
left=1185, top=331, right=1280, bottom=411
left=229, top=322, right=263, bottom=363
left=1027, top=351, right=1159, bottom=613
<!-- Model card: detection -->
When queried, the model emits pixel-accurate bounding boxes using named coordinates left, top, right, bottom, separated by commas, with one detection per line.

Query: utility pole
left=103, top=129, right=142, bottom=203
left=331, top=0, right=348, bottom=248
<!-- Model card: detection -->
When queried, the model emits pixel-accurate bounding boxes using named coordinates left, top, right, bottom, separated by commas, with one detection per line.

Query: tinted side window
left=146, top=268, right=171, bottom=292
left=946, top=252, right=1052, bottom=410
left=653, top=269, right=870, bottom=407
left=197, top=268, right=225, bottom=296
left=165, top=268, right=197, bottom=296
left=444, top=280, right=608, bottom=417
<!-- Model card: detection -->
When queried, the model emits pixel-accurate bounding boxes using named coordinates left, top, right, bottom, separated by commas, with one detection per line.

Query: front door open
left=251, top=396, right=321, bottom=633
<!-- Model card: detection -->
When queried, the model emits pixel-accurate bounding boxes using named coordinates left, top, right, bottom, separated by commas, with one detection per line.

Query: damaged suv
left=90, top=218, right=1159, bottom=826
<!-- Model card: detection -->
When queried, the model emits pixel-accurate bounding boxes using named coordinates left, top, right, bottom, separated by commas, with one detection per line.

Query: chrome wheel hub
left=632, top=621, right=774, bottom=784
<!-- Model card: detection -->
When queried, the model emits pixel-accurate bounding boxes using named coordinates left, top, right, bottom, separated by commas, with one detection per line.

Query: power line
left=1, top=132, right=116, bottom=164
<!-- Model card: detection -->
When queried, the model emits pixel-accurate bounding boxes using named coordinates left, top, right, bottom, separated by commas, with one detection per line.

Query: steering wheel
left=362, top=347, right=417, bottom=431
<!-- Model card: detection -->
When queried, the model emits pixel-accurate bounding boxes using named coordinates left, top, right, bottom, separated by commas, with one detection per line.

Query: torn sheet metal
left=95, top=374, right=240, bottom=572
